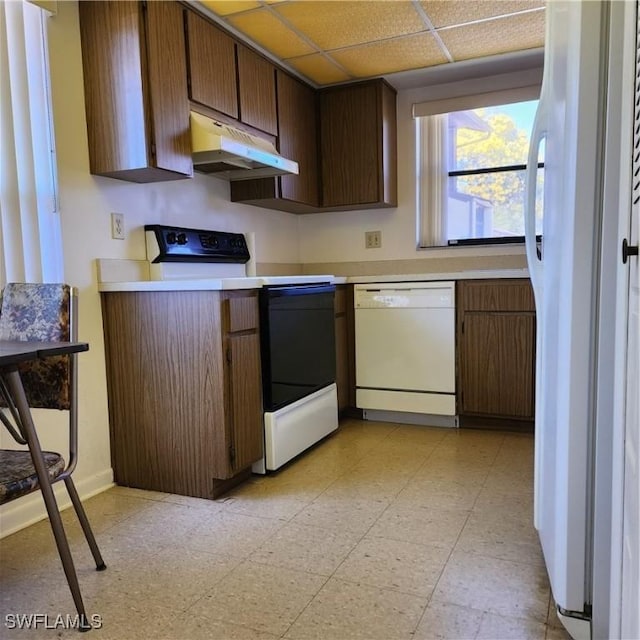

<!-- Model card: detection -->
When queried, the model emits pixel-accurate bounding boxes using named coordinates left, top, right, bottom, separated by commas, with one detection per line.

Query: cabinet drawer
left=223, top=294, right=259, bottom=332
left=459, top=279, right=534, bottom=312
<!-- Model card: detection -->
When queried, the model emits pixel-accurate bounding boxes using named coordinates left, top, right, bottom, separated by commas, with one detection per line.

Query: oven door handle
left=265, top=284, right=335, bottom=298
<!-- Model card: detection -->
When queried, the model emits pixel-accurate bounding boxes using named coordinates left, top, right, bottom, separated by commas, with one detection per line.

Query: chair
left=0, top=283, right=105, bottom=632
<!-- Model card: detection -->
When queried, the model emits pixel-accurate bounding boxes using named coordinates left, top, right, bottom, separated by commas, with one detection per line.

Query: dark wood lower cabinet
left=101, top=289, right=263, bottom=499
left=334, top=284, right=357, bottom=416
left=460, top=313, right=535, bottom=418
left=335, top=288, right=348, bottom=413
left=457, top=280, right=536, bottom=426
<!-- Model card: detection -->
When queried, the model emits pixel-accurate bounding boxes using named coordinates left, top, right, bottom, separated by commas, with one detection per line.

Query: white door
left=620, top=5, right=640, bottom=635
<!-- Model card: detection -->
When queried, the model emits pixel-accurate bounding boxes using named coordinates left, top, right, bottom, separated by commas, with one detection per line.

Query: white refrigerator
left=524, top=1, right=638, bottom=639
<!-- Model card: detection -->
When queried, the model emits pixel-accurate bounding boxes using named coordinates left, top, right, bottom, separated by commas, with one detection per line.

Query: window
left=417, top=99, right=544, bottom=247
left=0, top=0, right=62, bottom=285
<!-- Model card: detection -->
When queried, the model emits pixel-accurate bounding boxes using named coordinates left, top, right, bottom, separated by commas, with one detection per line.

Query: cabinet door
left=185, top=11, right=238, bottom=118
left=460, top=313, right=535, bottom=418
left=237, top=45, right=277, bottom=135
left=79, top=1, right=191, bottom=181
left=144, top=1, right=192, bottom=176
left=228, top=332, right=264, bottom=472
left=79, top=1, right=147, bottom=175
left=277, top=71, right=319, bottom=206
left=320, top=79, right=396, bottom=209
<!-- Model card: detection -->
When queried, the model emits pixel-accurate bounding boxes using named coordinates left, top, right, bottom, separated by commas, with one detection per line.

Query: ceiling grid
left=198, top=0, right=545, bottom=86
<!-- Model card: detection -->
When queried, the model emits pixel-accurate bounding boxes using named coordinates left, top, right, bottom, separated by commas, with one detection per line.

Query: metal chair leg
left=5, top=371, right=92, bottom=631
left=64, top=476, right=106, bottom=571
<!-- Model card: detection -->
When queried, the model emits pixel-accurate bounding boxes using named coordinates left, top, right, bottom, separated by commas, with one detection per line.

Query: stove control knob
left=177, top=233, right=187, bottom=245
left=166, top=232, right=177, bottom=244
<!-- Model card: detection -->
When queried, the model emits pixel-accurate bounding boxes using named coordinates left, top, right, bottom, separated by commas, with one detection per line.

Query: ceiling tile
left=286, top=53, right=351, bottom=85
left=439, top=12, right=544, bottom=61
left=331, top=33, right=448, bottom=78
left=227, top=9, right=316, bottom=58
left=421, top=0, right=544, bottom=28
left=273, top=1, right=426, bottom=50
left=199, top=0, right=261, bottom=16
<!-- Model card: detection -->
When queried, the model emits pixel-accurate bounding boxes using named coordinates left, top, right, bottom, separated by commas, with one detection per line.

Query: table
left=0, top=340, right=89, bottom=365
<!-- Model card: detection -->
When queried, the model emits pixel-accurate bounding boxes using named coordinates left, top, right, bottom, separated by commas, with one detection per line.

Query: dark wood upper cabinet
left=237, top=45, right=277, bottom=136
left=230, top=70, right=319, bottom=211
left=185, top=11, right=238, bottom=119
left=78, top=3, right=399, bottom=201
left=319, top=79, right=397, bottom=210
left=277, top=71, right=319, bottom=206
left=78, top=1, right=192, bottom=182
left=233, top=77, right=399, bottom=214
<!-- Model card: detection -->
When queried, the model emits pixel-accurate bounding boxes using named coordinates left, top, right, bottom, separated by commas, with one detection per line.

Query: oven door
left=259, top=284, right=336, bottom=412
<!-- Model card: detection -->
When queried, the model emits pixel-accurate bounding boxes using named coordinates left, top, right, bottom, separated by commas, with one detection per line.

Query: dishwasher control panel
left=354, top=282, right=454, bottom=309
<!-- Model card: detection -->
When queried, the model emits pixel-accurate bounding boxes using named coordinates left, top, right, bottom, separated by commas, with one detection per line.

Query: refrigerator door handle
left=525, top=98, right=548, bottom=294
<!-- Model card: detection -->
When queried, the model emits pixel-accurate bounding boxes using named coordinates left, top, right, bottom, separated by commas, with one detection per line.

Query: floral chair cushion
left=0, top=283, right=72, bottom=410
left=0, top=449, right=65, bottom=504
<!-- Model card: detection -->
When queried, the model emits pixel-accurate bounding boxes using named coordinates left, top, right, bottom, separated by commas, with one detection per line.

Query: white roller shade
left=412, top=67, right=542, bottom=118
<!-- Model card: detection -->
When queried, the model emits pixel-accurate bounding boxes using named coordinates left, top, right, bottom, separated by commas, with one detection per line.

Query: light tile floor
left=0, top=420, right=573, bottom=639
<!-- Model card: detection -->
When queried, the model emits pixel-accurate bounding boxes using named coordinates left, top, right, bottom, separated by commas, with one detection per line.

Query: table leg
left=3, top=370, right=92, bottom=631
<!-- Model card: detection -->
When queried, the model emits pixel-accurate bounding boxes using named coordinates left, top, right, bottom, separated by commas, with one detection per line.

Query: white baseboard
left=0, top=467, right=114, bottom=538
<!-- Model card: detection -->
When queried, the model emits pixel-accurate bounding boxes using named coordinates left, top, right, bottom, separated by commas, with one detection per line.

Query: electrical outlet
left=365, top=230, right=382, bottom=249
left=111, top=213, right=125, bottom=240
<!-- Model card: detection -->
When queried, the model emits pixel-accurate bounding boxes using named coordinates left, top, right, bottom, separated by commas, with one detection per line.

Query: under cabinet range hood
left=190, top=111, right=299, bottom=181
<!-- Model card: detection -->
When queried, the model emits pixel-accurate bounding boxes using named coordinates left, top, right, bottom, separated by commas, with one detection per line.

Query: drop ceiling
left=197, top=0, right=545, bottom=87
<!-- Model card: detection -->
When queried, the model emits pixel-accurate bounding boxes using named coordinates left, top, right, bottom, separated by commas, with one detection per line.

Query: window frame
left=446, top=160, right=545, bottom=247
left=414, top=82, right=543, bottom=250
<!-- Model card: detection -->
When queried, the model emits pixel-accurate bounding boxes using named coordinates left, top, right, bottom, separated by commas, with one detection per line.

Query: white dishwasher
left=355, top=281, right=457, bottom=423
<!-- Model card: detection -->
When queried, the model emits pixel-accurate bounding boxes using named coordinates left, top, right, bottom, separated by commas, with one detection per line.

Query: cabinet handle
left=226, top=348, right=232, bottom=364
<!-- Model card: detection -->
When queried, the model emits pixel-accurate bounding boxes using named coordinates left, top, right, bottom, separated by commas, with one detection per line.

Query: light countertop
left=98, top=275, right=336, bottom=292
left=98, top=269, right=529, bottom=292
left=96, top=259, right=529, bottom=292
left=346, top=269, right=529, bottom=284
